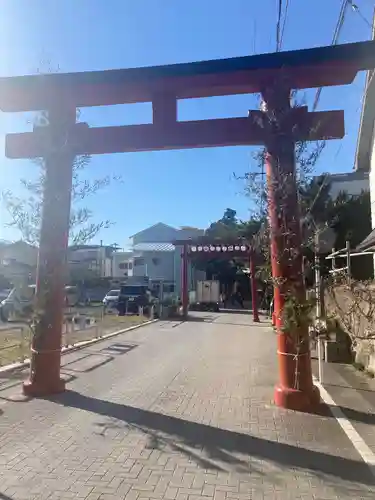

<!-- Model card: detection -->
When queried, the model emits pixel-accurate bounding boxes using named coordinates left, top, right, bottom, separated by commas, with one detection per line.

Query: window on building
left=134, top=258, right=144, bottom=266
left=119, top=262, right=128, bottom=270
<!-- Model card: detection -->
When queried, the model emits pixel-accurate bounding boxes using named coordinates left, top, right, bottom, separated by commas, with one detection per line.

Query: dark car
left=117, top=284, right=158, bottom=316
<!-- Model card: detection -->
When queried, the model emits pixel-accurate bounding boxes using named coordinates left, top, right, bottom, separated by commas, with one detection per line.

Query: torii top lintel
left=1, top=41, right=375, bottom=112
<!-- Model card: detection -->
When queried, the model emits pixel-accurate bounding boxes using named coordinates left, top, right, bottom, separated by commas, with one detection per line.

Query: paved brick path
left=311, top=355, right=375, bottom=456
left=0, top=312, right=374, bottom=499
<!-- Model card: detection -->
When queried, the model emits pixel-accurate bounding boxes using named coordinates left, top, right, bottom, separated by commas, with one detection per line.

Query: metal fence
left=0, top=306, right=150, bottom=367
left=0, top=325, right=32, bottom=366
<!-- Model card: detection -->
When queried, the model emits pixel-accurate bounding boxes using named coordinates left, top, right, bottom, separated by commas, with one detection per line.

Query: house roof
left=356, top=228, right=375, bottom=252
left=2, top=240, right=38, bottom=249
left=68, top=244, right=117, bottom=251
left=132, top=242, right=175, bottom=252
left=355, top=13, right=375, bottom=171
left=130, top=223, right=176, bottom=238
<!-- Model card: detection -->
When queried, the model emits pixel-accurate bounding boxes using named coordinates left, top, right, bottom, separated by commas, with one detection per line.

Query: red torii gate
left=1, top=40, right=375, bottom=412
left=175, top=239, right=260, bottom=322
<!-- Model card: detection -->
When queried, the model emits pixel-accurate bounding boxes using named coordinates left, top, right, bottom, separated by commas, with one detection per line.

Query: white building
left=0, top=241, right=38, bottom=285
left=355, top=46, right=375, bottom=253
left=67, top=245, right=115, bottom=280
left=325, top=171, right=369, bottom=200
left=112, top=251, right=133, bottom=280
left=112, top=223, right=205, bottom=295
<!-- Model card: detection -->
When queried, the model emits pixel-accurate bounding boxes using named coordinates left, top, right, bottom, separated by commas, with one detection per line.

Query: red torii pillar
left=181, top=243, right=189, bottom=318
left=249, top=247, right=260, bottom=323
left=262, top=88, right=319, bottom=410
left=1, top=40, right=374, bottom=412
left=24, top=106, right=76, bottom=396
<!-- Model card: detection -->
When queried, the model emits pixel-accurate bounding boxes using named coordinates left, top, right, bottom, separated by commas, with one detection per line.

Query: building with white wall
left=112, top=251, right=133, bottom=280
left=67, top=245, right=115, bottom=280
left=119, top=223, right=205, bottom=295
left=355, top=30, right=375, bottom=254
left=325, top=171, right=369, bottom=200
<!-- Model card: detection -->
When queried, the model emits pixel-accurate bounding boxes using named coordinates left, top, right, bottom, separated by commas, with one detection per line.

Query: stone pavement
left=311, top=355, right=375, bottom=455
left=0, top=312, right=374, bottom=499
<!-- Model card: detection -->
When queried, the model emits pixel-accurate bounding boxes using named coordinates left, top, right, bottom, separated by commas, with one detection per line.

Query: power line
left=276, top=0, right=283, bottom=51
left=303, top=3, right=373, bottom=222
left=312, top=0, right=350, bottom=111
left=279, top=0, right=290, bottom=50
left=348, top=1, right=372, bottom=29
left=276, top=0, right=291, bottom=51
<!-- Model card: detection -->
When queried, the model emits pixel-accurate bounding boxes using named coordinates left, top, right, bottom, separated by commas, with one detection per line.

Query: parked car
left=0, top=284, right=79, bottom=322
left=103, top=289, right=120, bottom=311
left=117, top=284, right=159, bottom=316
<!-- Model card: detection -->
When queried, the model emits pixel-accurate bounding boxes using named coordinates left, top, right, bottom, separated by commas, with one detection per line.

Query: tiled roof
left=132, top=242, right=175, bottom=252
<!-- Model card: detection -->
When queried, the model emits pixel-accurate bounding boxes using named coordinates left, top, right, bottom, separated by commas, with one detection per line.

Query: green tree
left=194, top=209, right=263, bottom=294
left=330, top=190, right=372, bottom=280
left=2, top=107, right=120, bottom=246
left=206, top=208, right=262, bottom=240
left=205, top=208, right=239, bottom=239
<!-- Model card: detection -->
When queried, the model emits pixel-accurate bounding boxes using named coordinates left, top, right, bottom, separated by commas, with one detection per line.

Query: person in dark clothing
left=236, top=291, right=244, bottom=308
left=231, top=290, right=244, bottom=308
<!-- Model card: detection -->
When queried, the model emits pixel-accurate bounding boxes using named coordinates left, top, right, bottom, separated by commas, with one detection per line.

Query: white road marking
left=314, top=376, right=375, bottom=476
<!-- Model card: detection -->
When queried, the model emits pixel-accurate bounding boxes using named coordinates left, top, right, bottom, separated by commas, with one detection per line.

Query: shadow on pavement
left=220, top=309, right=269, bottom=317
left=173, top=315, right=218, bottom=323
left=100, top=343, right=138, bottom=355
left=50, top=390, right=375, bottom=487
left=0, top=492, right=14, bottom=499
left=325, top=383, right=375, bottom=394
left=317, top=404, right=375, bottom=426
left=213, top=321, right=272, bottom=327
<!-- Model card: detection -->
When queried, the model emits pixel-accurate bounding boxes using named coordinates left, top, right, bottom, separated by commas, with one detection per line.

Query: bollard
left=64, top=320, right=71, bottom=347
left=79, top=315, right=86, bottom=331
left=317, top=336, right=324, bottom=384
left=18, top=327, right=25, bottom=362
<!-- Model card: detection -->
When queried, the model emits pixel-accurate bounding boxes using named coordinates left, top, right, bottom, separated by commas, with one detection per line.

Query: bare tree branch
left=1, top=69, right=122, bottom=245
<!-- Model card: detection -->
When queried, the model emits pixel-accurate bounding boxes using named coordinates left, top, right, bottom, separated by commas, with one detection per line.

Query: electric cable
left=312, top=0, right=350, bottom=111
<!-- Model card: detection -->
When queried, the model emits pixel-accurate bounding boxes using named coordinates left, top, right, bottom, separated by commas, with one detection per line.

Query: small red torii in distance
left=1, top=40, right=374, bottom=413
left=173, top=239, right=260, bottom=323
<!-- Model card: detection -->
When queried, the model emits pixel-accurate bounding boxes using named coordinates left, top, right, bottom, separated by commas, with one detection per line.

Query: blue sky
left=0, top=0, right=373, bottom=248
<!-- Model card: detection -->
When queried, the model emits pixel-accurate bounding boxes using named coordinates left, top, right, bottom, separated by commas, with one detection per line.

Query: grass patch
left=0, top=326, right=31, bottom=367
left=0, top=314, right=150, bottom=367
left=63, top=315, right=148, bottom=346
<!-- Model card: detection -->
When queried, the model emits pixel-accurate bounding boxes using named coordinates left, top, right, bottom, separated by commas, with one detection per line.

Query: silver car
left=103, top=289, right=120, bottom=312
